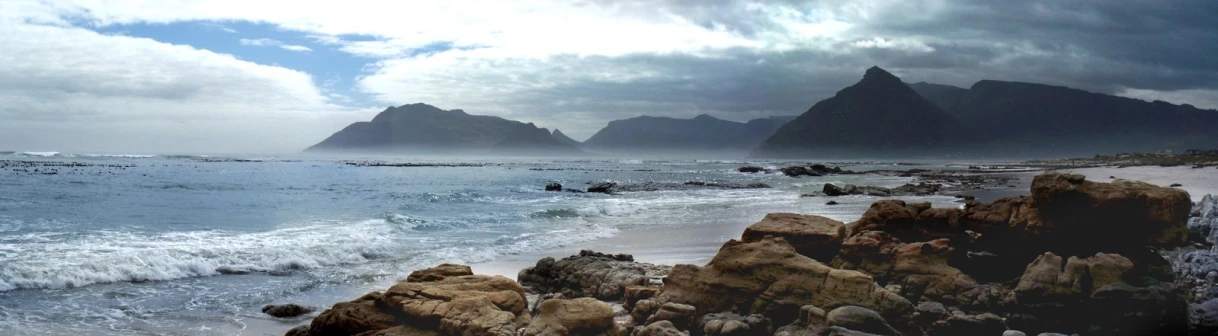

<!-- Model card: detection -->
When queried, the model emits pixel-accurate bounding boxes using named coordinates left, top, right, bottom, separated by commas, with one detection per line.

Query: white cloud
left=239, top=37, right=312, bottom=52
left=0, top=8, right=370, bottom=153
left=0, top=0, right=1214, bottom=150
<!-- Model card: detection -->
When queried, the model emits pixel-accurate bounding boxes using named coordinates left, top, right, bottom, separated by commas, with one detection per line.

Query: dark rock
left=262, top=303, right=314, bottom=318
left=827, top=201, right=839, bottom=205
left=738, top=166, right=767, bottom=173
left=545, top=183, right=563, bottom=191
left=588, top=182, right=618, bottom=194
left=284, top=325, right=310, bottom=336
left=518, top=250, right=669, bottom=300
left=1172, top=183, right=1184, bottom=187
left=825, top=306, right=903, bottom=336
left=782, top=166, right=822, bottom=177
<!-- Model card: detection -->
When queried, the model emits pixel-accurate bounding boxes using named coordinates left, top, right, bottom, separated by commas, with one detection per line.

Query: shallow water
left=0, top=153, right=970, bottom=335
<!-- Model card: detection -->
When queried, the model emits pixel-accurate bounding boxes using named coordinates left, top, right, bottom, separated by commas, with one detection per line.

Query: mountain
left=754, top=66, right=1218, bottom=158
left=306, top=103, right=581, bottom=154
left=581, top=114, right=796, bottom=152
left=754, top=66, right=961, bottom=157
left=550, top=129, right=582, bottom=147
left=908, top=82, right=968, bottom=111
left=940, top=80, right=1218, bottom=154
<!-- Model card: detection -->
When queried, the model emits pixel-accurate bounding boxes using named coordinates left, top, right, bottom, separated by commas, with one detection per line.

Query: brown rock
left=523, top=297, right=623, bottom=336
left=406, top=263, right=473, bottom=282
left=624, top=286, right=661, bottom=311
left=630, top=321, right=689, bottom=336
left=383, top=275, right=529, bottom=336
left=306, top=292, right=400, bottom=336
left=644, top=303, right=698, bottom=330
left=824, top=306, right=902, bottom=336
left=655, top=237, right=911, bottom=327
left=741, top=213, right=846, bottom=262
left=1030, top=172, right=1191, bottom=248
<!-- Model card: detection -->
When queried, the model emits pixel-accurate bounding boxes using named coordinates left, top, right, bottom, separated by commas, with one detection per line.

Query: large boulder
left=522, top=297, right=623, bottom=336
left=741, top=213, right=846, bottom=262
left=262, top=303, right=314, bottom=318
left=654, top=236, right=912, bottom=327
left=824, top=306, right=903, bottom=336
left=519, top=251, right=669, bottom=300
left=381, top=275, right=530, bottom=336
left=303, top=292, right=402, bottom=336
left=1030, top=172, right=1191, bottom=249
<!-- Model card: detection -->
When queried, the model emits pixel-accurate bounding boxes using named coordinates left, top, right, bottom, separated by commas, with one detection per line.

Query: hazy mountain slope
left=581, top=114, right=795, bottom=151
left=551, top=129, right=582, bottom=147
left=908, top=82, right=968, bottom=111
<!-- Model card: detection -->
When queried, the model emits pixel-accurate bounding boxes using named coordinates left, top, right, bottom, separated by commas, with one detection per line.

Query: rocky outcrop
left=741, top=213, right=846, bottom=262
left=654, top=236, right=912, bottom=327
left=1031, top=172, right=1191, bottom=248
left=405, top=263, right=473, bottom=282
left=698, top=313, right=772, bottom=336
left=519, top=251, right=670, bottom=300
left=522, top=298, right=624, bottom=336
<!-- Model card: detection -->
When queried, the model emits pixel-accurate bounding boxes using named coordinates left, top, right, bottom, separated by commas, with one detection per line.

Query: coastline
left=246, top=165, right=1218, bottom=336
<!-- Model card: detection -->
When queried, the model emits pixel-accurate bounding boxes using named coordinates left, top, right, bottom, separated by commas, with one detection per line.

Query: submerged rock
left=546, top=183, right=563, bottom=191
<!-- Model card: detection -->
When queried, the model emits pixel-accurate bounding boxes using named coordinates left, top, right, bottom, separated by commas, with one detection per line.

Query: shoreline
left=252, top=165, right=1216, bottom=336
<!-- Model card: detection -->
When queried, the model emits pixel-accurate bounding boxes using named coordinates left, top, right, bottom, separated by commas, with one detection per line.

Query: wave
left=0, top=219, right=403, bottom=292
left=15, top=151, right=61, bottom=157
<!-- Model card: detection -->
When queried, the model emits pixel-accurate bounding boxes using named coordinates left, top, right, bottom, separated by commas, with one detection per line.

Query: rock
left=632, top=299, right=662, bottom=325
left=827, top=201, right=839, bottom=205
left=824, top=183, right=850, bottom=196
left=1030, top=172, right=1191, bottom=249
left=519, top=251, right=669, bottom=300
left=699, top=312, right=772, bottom=336
left=927, top=312, right=1006, bottom=335
left=655, top=236, right=912, bottom=327
left=284, top=325, right=310, bottom=336
left=1172, top=183, right=1184, bottom=187
left=1187, top=194, right=1217, bottom=244
left=262, top=303, right=314, bottom=318
left=522, top=297, right=623, bottom=336
left=406, top=263, right=473, bottom=282
left=589, top=182, right=618, bottom=193
left=1002, top=331, right=1027, bottom=336
left=1013, top=252, right=1186, bottom=335
left=381, top=275, right=529, bottom=336
left=624, top=286, right=661, bottom=311
left=824, top=306, right=903, bottom=336
left=644, top=303, right=698, bottom=331
left=738, top=166, right=767, bottom=173
left=305, top=292, right=401, bottom=336
left=630, top=321, right=689, bottom=336
left=546, top=183, right=563, bottom=191
left=741, top=213, right=846, bottom=262
left=1189, top=298, right=1218, bottom=335
left=782, top=166, right=822, bottom=177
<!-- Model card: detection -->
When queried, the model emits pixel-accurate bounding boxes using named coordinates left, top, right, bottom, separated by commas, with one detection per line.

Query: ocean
left=0, top=152, right=970, bottom=335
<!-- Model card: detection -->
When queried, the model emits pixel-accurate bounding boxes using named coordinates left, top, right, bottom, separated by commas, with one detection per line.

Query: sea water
left=0, top=153, right=967, bottom=335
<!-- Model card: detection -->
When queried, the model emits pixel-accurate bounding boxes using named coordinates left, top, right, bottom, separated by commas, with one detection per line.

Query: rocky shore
left=281, top=172, right=1216, bottom=336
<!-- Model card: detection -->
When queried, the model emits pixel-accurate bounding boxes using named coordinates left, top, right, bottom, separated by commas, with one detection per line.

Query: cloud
left=0, top=8, right=371, bottom=153
left=239, top=37, right=312, bottom=52
left=1, top=0, right=1215, bottom=149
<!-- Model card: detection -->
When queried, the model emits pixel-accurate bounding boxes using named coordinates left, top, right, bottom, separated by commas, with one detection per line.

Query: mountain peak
left=862, top=66, right=900, bottom=83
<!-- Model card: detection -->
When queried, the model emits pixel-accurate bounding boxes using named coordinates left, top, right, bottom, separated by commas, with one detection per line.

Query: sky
left=1, top=0, right=1216, bottom=153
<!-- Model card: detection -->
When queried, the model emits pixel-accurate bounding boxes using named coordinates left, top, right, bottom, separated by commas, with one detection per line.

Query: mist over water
left=0, top=152, right=974, bottom=335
